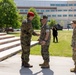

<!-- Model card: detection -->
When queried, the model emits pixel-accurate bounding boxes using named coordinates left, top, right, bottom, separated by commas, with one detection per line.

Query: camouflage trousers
left=41, top=45, right=50, bottom=62
left=72, top=49, right=76, bottom=65
left=21, top=39, right=31, bottom=63
left=21, top=44, right=30, bottom=63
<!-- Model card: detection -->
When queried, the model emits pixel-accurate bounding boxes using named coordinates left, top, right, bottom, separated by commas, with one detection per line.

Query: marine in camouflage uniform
left=39, top=15, right=51, bottom=68
left=70, top=20, right=76, bottom=72
left=20, top=12, right=38, bottom=68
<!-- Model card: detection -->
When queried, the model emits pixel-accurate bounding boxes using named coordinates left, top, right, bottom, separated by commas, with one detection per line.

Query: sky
left=14, top=0, right=76, bottom=1
left=17, top=0, right=76, bottom=1
left=14, top=0, right=76, bottom=7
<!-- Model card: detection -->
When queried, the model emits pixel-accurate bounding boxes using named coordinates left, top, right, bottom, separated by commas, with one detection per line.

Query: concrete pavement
left=0, top=54, right=76, bottom=75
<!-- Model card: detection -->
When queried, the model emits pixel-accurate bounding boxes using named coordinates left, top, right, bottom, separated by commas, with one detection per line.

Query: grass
left=9, top=30, right=73, bottom=57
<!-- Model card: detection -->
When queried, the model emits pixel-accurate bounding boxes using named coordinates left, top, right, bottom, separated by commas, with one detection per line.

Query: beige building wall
left=43, top=1, right=76, bottom=28
left=15, top=0, right=76, bottom=28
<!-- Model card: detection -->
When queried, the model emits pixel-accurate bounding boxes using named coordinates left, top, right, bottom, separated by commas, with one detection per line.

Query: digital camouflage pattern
left=41, top=45, right=50, bottom=62
left=39, top=25, right=51, bottom=45
left=71, top=27, right=76, bottom=48
left=71, top=27, right=76, bottom=64
left=39, top=24, right=51, bottom=62
left=20, top=19, right=37, bottom=63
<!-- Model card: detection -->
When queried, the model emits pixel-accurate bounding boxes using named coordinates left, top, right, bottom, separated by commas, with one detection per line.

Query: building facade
left=14, top=0, right=76, bottom=28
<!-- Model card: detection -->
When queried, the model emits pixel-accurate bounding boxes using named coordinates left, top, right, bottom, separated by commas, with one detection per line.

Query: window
left=65, top=4, right=68, bottom=6
left=69, top=4, right=73, bottom=6
left=47, top=15, right=51, bottom=17
left=52, top=15, right=56, bottom=17
left=58, top=10, right=62, bottom=11
left=46, top=10, right=50, bottom=12
left=74, top=9, right=76, bottom=11
left=51, top=10, right=56, bottom=12
left=74, top=15, right=76, bottom=17
left=74, top=4, right=76, bottom=6
left=69, top=9, right=72, bottom=11
left=69, top=14, right=73, bottom=17
left=61, top=4, right=67, bottom=6
left=41, top=10, right=44, bottom=12
left=63, top=15, right=67, bottom=17
left=63, top=10, right=67, bottom=11
left=58, top=15, right=61, bottom=17
left=50, top=4, right=55, bottom=6
left=25, top=10, right=28, bottom=12
left=56, top=4, right=60, bottom=6
left=36, top=10, right=39, bottom=12
left=20, top=9, right=24, bottom=12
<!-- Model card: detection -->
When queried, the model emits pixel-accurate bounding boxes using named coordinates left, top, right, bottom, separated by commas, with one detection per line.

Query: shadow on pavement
left=20, top=67, right=54, bottom=75
left=33, top=68, right=54, bottom=75
left=20, top=67, right=33, bottom=75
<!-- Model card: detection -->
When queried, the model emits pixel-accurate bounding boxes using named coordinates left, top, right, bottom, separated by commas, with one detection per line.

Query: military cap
left=43, top=15, right=48, bottom=19
left=70, top=19, right=76, bottom=24
left=27, top=12, right=34, bottom=17
left=41, top=15, right=48, bottom=20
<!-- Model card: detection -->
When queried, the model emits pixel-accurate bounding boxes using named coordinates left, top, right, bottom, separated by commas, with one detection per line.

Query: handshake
left=38, top=39, right=46, bottom=45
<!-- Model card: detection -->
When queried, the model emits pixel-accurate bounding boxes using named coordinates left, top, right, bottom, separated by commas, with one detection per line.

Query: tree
left=28, top=8, right=40, bottom=29
left=60, top=20, right=64, bottom=27
left=0, top=0, right=21, bottom=33
left=48, top=19, right=57, bottom=28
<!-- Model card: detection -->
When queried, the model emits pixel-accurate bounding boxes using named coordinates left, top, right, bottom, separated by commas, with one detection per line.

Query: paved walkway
left=0, top=54, right=76, bottom=75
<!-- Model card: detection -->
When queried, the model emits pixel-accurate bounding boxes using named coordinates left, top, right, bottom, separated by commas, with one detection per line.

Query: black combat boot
left=22, top=61, right=33, bottom=68
left=22, top=61, right=24, bottom=66
left=23, top=62, right=33, bottom=68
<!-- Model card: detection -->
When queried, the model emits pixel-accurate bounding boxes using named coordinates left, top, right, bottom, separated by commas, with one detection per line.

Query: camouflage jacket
left=20, top=19, right=37, bottom=42
left=71, top=27, right=76, bottom=48
left=39, top=24, right=51, bottom=45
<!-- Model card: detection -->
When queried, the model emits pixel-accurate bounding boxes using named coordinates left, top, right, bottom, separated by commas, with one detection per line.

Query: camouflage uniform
left=71, top=27, right=76, bottom=65
left=20, top=19, right=37, bottom=63
left=39, top=24, right=51, bottom=62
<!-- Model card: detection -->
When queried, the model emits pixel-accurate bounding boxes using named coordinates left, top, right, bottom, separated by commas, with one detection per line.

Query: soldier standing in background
left=70, top=20, right=76, bottom=72
left=20, top=12, right=39, bottom=68
left=38, top=15, right=51, bottom=68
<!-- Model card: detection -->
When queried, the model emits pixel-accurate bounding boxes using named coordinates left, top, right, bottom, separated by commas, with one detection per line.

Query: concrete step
left=0, top=35, right=15, bottom=40
left=0, top=40, right=20, bottom=52
left=0, top=33, right=6, bottom=36
left=0, top=46, right=21, bottom=61
left=0, top=37, right=20, bottom=45
left=0, top=41, right=39, bottom=61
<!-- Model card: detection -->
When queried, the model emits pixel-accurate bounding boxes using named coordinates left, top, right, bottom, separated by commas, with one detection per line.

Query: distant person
left=70, top=20, right=76, bottom=72
left=67, top=25, right=70, bottom=30
left=52, top=26, right=58, bottom=43
left=20, top=12, right=39, bottom=68
left=38, top=15, right=51, bottom=68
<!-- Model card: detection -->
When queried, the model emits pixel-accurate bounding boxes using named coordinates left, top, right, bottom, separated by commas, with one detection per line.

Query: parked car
left=5, top=27, right=14, bottom=32
left=0, top=28, right=2, bottom=32
left=54, top=24, right=63, bottom=30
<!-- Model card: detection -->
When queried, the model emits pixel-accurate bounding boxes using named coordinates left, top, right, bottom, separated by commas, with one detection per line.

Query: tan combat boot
left=70, top=66, right=76, bottom=72
left=41, top=61, right=50, bottom=68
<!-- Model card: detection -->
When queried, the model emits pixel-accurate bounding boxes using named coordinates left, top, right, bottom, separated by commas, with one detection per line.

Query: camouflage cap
left=41, top=15, right=48, bottom=20
left=43, top=15, right=48, bottom=19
